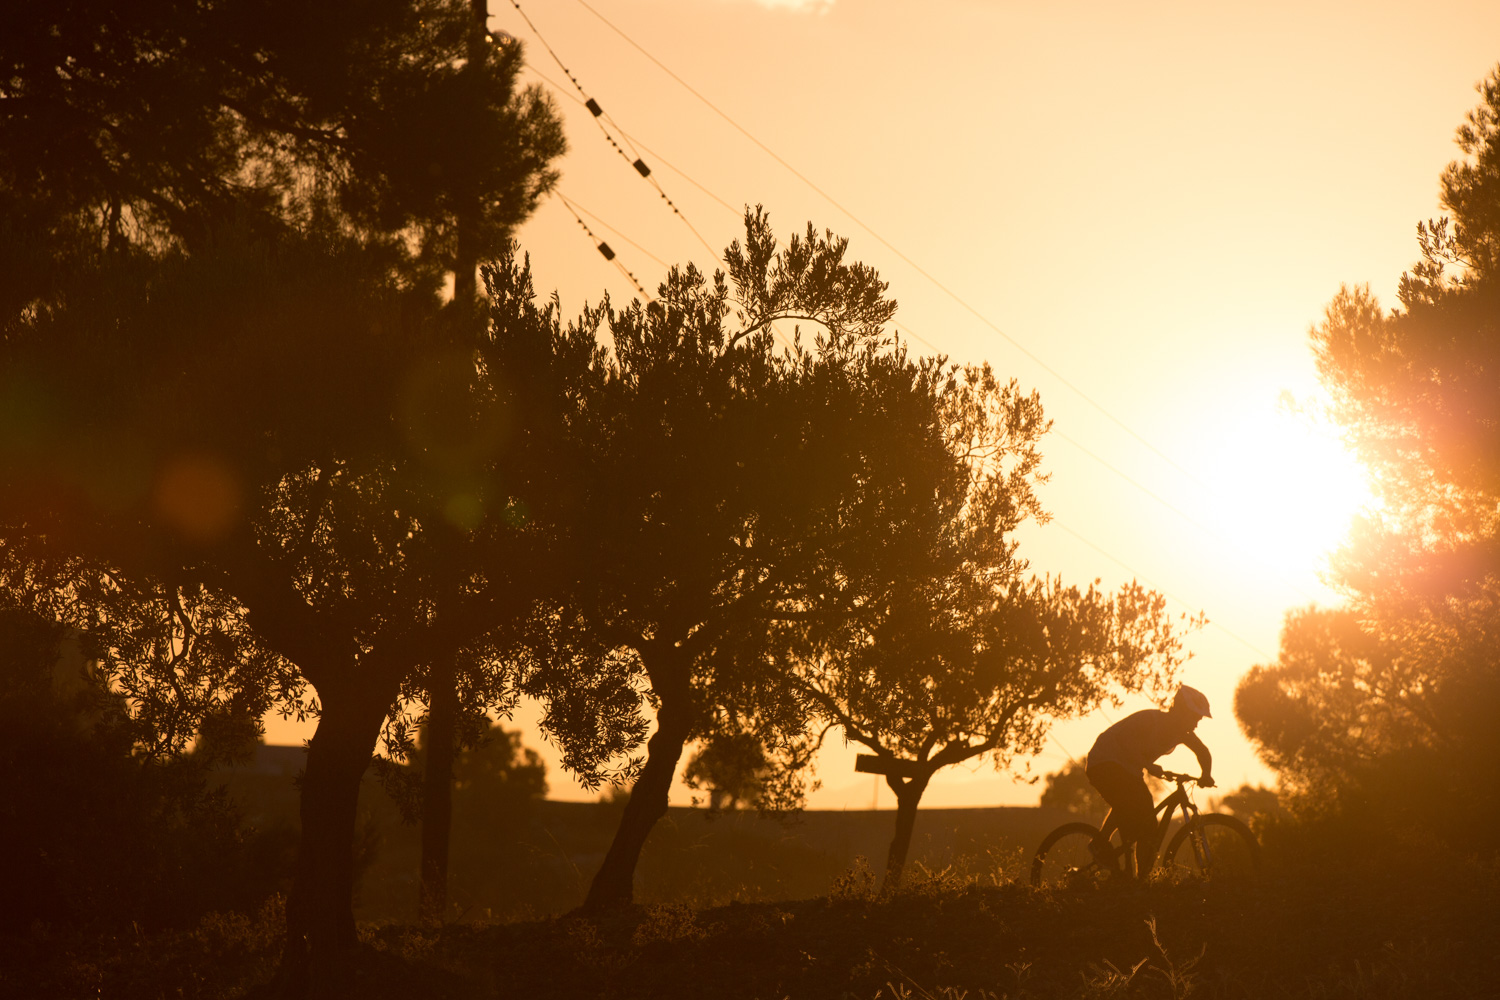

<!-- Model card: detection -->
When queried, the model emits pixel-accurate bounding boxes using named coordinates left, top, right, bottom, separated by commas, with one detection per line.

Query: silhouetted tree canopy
left=1242, top=67, right=1500, bottom=851
left=1038, top=762, right=1105, bottom=820
left=0, top=4, right=569, bottom=989
left=377, top=717, right=547, bottom=827
left=1237, top=600, right=1499, bottom=848
left=799, top=545, right=1191, bottom=886
left=683, top=731, right=771, bottom=814
left=0, top=601, right=277, bottom=932
left=554, top=209, right=970, bottom=911
left=0, top=0, right=563, bottom=311
left=760, top=344, right=1195, bottom=886
left=1314, top=67, right=1500, bottom=600
left=1215, top=784, right=1286, bottom=837
left=5, top=240, right=601, bottom=980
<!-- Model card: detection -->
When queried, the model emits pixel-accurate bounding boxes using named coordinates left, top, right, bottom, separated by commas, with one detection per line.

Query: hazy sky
left=269, top=0, right=1500, bottom=809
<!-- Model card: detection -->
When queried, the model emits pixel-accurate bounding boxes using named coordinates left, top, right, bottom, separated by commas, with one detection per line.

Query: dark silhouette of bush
left=683, top=732, right=771, bottom=814
left=1037, top=762, right=1105, bottom=821
left=1237, top=603, right=1500, bottom=852
left=0, top=606, right=282, bottom=932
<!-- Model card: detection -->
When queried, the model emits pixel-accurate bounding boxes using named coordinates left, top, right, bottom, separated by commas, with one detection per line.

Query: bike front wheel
left=1161, top=814, right=1260, bottom=879
left=1031, top=821, right=1111, bottom=888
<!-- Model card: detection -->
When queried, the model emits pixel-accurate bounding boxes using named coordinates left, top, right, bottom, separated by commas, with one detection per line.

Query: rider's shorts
left=1085, top=759, right=1154, bottom=842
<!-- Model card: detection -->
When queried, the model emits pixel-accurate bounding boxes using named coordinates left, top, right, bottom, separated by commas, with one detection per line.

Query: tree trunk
left=881, top=773, right=933, bottom=893
left=582, top=678, right=693, bottom=912
left=277, top=678, right=394, bottom=998
left=418, top=658, right=457, bottom=924
left=451, top=0, right=488, bottom=306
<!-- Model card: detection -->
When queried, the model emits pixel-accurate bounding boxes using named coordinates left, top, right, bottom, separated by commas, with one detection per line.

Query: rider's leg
left=1086, top=762, right=1150, bottom=870
left=1085, top=763, right=1121, bottom=862
left=1133, top=837, right=1155, bottom=877
left=1088, top=762, right=1154, bottom=878
left=1121, top=803, right=1157, bottom=878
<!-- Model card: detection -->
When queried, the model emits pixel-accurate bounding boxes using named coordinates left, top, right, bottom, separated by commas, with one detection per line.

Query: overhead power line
left=507, top=0, right=718, bottom=262
left=559, top=192, right=670, bottom=268
left=522, top=61, right=949, bottom=357
left=554, top=191, right=650, bottom=298
left=522, top=62, right=742, bottom=220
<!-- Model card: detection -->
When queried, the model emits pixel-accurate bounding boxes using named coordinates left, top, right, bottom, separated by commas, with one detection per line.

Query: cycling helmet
left=1172, top=684, right=1212, bottom=718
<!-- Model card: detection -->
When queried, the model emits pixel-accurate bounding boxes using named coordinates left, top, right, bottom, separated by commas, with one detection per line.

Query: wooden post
left=854, top=753, right=925, bottom=780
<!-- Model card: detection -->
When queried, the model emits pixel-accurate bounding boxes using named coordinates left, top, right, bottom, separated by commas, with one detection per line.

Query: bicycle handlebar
left=1159, top=770, right=1200, bottom=785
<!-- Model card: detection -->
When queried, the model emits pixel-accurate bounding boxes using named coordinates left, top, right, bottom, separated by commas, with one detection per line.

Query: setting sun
left=1190, top=397, right=1376, bottom=592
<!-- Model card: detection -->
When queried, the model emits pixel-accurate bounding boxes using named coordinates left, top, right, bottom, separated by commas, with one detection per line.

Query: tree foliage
left=0, top=4, right=569, bottom=987
left=555, top=209, right=955, bottom=910
left=1237, top=600, right=1500, bottom=846
left=376, top=716, right=547, bottom=828
left=0, top=0, right=563, bottom=306
left=0, top=602, right=277, bottom=932
left=1242, top=67, right=1500, bottom=850
left=1313, top=67, right=1500, bottom=599
left=683, top=732, right=771, bottom=814
left=1038, top=762, right=1105, bottom=820
left=789, top=362, right=1193, bottom=884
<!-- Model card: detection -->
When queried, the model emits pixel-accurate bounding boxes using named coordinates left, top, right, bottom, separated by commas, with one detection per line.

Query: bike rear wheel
left=1031, top=821, right=1112, bottom=888
left=1161, top=814, right=1260, bottom=879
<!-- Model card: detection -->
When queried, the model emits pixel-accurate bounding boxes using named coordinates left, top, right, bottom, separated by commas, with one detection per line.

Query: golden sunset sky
left=270, top=0, right=1500, bottom=808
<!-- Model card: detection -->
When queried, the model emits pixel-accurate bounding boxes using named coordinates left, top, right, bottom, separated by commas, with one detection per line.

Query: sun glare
left=1193, top=399, right=1376, bottom=592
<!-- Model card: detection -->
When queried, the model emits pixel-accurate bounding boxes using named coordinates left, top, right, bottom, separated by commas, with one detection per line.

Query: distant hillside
left=214, top=747, right=1076, bottom=923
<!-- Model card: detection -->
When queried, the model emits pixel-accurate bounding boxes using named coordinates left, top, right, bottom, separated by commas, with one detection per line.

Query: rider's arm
left=1183, top=732, right=1214, bottom=787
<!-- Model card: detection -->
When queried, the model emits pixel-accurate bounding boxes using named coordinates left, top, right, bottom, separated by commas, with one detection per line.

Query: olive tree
left=791, top=366, right=1193, bottom=887
left=556, top=209, right=995, bottom=911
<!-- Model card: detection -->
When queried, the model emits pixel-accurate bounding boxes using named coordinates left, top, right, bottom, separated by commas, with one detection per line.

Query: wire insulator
left=632, top=158, right=651, bottom=178
left=586, top=97, right=603, bottom=117
left=597, top=241, right=615, bottom=261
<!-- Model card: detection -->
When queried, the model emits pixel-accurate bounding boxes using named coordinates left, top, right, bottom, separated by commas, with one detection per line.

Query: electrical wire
left=525, top=61, right=934, bottom=358
left=510, top=7, right=798, bottom=351
left=501, top=5, right=1290, bottom=803
left=554, top=191, right=650, bottom=299
left=560, top=192, right=670, bottom=268
left=507, top=0, right=719, bottom=261
left=538, top=4, right=1326, bottom=622
left=525, top=60, right=745, bottom=222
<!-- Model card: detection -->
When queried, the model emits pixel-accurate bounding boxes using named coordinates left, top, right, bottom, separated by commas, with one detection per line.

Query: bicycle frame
left=1106, top=771, right=1201, bottom=874
left=1151, top=779, right=1199, bottom=842
left=1031, top=769, right=1258, bottom=887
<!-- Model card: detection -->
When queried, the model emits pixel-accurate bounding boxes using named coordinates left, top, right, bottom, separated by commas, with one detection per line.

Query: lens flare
left=153, top=453, right=241, bottom=542
left=1194, top=398, right=1374, bottom=588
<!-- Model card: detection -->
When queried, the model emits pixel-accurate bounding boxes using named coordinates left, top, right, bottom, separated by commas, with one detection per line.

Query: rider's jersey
left=1087, top=709, right=1206, bottom=773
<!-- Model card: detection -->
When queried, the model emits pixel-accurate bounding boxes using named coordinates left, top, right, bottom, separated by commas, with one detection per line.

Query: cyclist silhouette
left=1086, top=685, right=1215, bottom=876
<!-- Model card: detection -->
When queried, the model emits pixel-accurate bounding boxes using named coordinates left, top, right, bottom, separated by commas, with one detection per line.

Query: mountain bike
left=1030, top=770, right=1260, bottom=887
